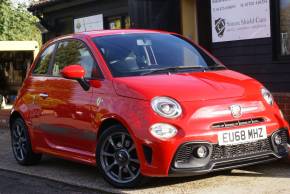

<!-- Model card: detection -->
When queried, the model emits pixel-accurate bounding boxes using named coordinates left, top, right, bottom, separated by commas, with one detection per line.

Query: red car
left=10, top=30, right=289, bottom=188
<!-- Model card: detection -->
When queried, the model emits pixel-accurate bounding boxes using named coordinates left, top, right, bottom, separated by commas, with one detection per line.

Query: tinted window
left=33, top=44, right=55, bottom=75
left=93, top=34, right=222, bottom=77
left=52, top=40, right=98, bottom=78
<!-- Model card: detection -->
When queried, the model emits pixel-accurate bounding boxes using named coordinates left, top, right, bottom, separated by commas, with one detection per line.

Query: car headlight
left=261, top=88, right=274, bottom=106
left=150, top=123, right=178, bottom=140
left=151, top=97, right=182, bottom=119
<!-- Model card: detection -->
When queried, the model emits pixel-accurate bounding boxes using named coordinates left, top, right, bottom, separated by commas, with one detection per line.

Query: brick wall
left=273, top=93, right=290, bottom=123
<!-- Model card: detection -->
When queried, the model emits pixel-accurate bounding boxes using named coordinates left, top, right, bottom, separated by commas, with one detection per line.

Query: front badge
left=230, top=105, right=242, bottom=118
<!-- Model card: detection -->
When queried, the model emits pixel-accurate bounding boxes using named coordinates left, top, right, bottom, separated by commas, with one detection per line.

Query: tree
left=0, top=0, right=41, bottom=44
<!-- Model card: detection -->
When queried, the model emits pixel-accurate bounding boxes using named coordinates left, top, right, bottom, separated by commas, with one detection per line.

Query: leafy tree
left=0, top=0, right=41, bottom=44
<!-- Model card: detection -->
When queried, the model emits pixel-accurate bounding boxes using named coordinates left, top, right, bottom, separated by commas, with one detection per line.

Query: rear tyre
left=96, top=125, right=147, bottom=188
left=10, top=118, right=42, bottom=165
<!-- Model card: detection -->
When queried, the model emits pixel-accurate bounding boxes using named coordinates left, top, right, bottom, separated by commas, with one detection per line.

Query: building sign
left=211, top=0, right=271, bottom=43
left=74, top=14, right=103, bottom=33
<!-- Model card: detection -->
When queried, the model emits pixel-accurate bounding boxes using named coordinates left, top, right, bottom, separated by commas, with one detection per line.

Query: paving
left=0, top=110, right=9, bottom=129
left=1, top=127, right=290, bottom=194
left=0, top=170, right=103, bottom=194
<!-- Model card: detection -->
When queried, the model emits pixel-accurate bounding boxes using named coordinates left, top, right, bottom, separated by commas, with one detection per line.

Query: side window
left=52, top=40, right=98, bottom=78
left=33, top=44, right=56, bottom=75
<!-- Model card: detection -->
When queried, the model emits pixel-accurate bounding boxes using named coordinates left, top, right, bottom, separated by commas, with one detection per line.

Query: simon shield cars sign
left=211, top=0, right=271, bottom=43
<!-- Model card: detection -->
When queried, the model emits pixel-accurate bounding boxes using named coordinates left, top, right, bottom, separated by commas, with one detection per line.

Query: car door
left=29, top=43, right=57, bottom=148
left=38, top=39, right=100, bottom=156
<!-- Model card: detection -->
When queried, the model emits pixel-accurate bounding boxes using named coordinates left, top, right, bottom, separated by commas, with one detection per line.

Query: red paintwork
left=12, top=30, right=290, bottom=177
left=61, top=65, right=85, bottom=79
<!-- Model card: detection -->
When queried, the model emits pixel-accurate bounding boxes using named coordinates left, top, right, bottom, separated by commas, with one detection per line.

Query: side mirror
left=61, top=64, right=85, bottom=79
left=61, top=65, right=90, bottom=91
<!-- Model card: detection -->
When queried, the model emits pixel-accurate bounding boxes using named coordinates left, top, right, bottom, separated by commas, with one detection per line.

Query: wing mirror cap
left=61, top=64, right=85, bottom=80
left=61, top=64, right=90, bottom=91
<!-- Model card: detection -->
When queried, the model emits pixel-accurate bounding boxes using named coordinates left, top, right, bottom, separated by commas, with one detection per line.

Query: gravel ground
left=1, top=128, right=290, bottom=194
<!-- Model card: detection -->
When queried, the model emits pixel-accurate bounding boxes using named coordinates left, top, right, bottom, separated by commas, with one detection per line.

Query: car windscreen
left=93, top=33, right=225, bottom=77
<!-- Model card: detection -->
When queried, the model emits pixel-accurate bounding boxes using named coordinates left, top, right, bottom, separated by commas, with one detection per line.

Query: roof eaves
left=28, top=0, right=62, bottom=11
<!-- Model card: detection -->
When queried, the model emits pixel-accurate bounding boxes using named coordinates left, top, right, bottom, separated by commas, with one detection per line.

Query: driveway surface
left=0, top=110, right=9, bottom=128
left=0, top=170, right=102, bottom=194
left=1, top=127, right=290, bottom=194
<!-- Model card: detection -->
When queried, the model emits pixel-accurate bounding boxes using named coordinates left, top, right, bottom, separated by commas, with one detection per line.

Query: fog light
left=196, top=146, right=208, bottom=158
left=274, top=134, right=282, bottom=145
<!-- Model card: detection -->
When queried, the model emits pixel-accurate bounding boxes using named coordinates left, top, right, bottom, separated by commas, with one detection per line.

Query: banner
left=211, top=0, right=271, bottom=43
left=74, top=14, right=103, bottom=33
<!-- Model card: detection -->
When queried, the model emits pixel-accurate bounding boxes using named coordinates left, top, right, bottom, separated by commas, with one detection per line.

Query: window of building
left=280, top=0, right=290, bottom=56
left=105, top=16, right=131, bottom=30
left=108, top=17, right=122, bottom=30
left=52, top=40, right=98, bottom=79
left=0, top=51, right=34, bottom=105
left=33, top=44, right=56, bottom=75
left=125, top=16, right=131, bottom=29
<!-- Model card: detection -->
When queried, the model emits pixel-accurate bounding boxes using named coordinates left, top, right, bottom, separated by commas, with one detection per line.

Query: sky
left=12, top=0, right=30, bottom=3
left=11, top=0, right=31, bottom=6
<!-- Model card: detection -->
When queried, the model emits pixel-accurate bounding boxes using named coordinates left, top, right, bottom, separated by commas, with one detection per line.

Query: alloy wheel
left=12, top=123, right=28, bottom=161
left=100, top=131, right=140, bottom=184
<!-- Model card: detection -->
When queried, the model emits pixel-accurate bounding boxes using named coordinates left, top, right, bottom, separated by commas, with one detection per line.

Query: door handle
left=39, top=93, right=49, bottom=99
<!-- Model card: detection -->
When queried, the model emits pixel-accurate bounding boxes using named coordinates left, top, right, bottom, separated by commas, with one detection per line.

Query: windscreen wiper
left=141, top=66, right=206, bottom=76
left=205, top=65, right=227, bottom=70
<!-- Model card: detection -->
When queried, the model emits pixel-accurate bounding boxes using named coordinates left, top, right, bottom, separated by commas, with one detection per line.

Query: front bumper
left=169, top=129, right=289, bottom=177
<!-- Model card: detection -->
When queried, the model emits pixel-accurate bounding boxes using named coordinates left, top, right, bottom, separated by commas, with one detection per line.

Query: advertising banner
left=74, top=14, right=103, bottom=33
left=211, top=0, right=271, bottom=43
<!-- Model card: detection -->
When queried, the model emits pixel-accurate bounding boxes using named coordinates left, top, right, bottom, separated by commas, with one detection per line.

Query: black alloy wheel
left=11, top=118, right=42, bottom=165
left=96, top=125, right=147, bottom=188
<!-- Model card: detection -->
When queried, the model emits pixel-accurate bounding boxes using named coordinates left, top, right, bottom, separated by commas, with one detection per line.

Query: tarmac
left=0, top=110, right=9, bottom=129
left=0, top=170, right=103, bottom=194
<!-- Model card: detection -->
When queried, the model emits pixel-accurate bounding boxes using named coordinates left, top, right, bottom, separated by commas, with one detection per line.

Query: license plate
left=218, top=126, right=267, bottom=146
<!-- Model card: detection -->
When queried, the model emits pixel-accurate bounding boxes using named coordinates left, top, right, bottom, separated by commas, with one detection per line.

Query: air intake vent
left=212, top=118, right=265, bottom=129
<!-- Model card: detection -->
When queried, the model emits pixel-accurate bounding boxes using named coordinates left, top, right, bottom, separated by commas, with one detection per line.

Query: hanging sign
left=211, top=0, right=271, bottom=43
left=74, top=14, right=103, bottom=33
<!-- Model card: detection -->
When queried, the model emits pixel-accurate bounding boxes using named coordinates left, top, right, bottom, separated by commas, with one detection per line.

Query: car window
left=33, top=44, right=56, bottom=75
left=93, top=34, right=222, bottom=77
left=52, top=40, right=98, bottom=79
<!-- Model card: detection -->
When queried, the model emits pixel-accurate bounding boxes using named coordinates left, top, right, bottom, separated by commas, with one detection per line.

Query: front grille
left=211, top=138, right=272, bottom=161
left=212, top=118, right=265, bottom=129
left=173, top=129, right=289, bottom=169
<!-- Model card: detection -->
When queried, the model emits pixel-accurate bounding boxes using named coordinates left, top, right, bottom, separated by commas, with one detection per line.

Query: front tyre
left=11, top=118, right=42, bottom=165
left=96, top=125, right=147, bottom=188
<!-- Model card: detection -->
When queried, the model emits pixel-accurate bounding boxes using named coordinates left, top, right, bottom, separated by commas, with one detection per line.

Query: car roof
left=42, top=29, right=176, bottom=51
left=81, top=29, right=172, bottom=38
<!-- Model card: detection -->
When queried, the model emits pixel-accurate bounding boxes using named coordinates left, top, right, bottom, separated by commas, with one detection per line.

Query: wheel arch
left=97, top=116, right=131, bottom=140
left=9, top=111, right=24, bottom=130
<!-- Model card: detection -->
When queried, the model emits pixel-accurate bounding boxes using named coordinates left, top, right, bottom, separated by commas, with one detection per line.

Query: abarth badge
left=230, top=105, right=242, bottom=118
